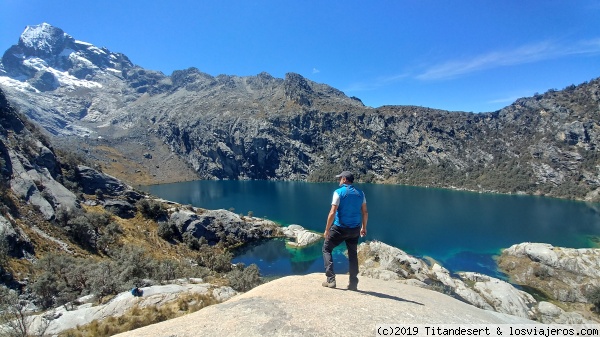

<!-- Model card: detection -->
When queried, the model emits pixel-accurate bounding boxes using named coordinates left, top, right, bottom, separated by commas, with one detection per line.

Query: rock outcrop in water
left=282, top=224, right=322, bottom=247
left=167, top=208, right=280, bottom=245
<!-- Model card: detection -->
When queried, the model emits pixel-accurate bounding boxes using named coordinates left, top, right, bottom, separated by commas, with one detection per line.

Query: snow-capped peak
left=19, top=23, right=72, bottom=56
left=1, top=23, right=134, bottom=86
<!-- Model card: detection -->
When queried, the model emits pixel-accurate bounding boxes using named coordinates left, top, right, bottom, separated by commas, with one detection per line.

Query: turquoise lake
left=140, top=180, right=600, bottom=278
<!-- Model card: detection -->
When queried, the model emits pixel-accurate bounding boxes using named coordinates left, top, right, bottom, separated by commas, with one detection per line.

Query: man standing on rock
left=322, top=171, right=368, bottom=290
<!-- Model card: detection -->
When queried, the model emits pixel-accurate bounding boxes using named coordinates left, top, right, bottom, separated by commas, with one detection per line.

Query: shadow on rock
left=335, top=288, right=424, bottom=306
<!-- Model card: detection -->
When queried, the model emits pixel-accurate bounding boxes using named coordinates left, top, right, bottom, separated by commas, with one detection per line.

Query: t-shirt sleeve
left=363, top=194, right=367, bottom=204
left=331, top=192, right=340, bottom=206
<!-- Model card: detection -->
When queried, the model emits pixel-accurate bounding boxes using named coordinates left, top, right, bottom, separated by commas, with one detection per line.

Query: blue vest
left=334, top=184, right=364, bottom=228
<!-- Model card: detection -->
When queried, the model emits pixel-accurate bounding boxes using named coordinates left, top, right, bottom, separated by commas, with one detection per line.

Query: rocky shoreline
left=21, top=240, right=599, bottom=335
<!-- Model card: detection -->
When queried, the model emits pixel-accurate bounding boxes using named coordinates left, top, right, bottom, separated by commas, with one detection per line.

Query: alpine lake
left=139, top=180, right=600, bottom=280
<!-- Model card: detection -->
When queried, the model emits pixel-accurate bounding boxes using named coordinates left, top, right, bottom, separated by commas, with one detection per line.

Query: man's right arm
left=360, top=203, right=368, bottom=237
left=324, top=204, right=338, bottom=239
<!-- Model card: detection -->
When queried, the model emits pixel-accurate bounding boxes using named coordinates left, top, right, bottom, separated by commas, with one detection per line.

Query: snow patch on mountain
left=22, top=57, right=49, bottom=71
left=20, top=56, right=102, bottom=89
left=67, top=51, right=96, bottom=69
left=88, top=46, right=107, bottom=55
left=0, top=76, right=38, bottom=93
left=74, top=40, right=92, bottom=46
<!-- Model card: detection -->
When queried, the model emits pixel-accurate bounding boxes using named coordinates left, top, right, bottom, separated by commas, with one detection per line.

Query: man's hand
left=324, top=228, right=330, bottom=239
left=360, top=228, right=367, bottom=237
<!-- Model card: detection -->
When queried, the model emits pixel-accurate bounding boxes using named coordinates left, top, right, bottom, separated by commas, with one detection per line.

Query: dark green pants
left=322, top=225, right=360, bottom=285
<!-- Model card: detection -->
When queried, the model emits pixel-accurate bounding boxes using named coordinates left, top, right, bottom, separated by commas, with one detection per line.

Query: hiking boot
left=322, top=280, right=336, bottom=288
left=347, top=283, right=358, bottom=291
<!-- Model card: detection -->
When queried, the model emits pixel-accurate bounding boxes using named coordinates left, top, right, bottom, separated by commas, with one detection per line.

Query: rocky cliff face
left=1, top=24, right=600, bottom=200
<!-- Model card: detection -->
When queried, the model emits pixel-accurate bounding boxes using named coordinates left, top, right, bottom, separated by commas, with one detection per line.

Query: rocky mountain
left=2, top=23, right=600, bottom=200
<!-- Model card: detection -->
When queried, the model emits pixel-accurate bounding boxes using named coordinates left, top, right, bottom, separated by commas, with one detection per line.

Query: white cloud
left=416, top=38, right=600, bottom=81
left=312, top=68, right=320, bottom=74
left=488, top=95, right=525, bottom=105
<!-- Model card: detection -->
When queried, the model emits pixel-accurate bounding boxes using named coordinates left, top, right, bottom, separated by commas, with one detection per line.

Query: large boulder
left=34, top=166, right=79, bottom=212
left=0, top=214, right=32, bottom=258
left=8, top=149, right=55, bottom=219
left=26, top=280, right=237, bottom=336
left=537, top=301, right=592, bottom=324
left=429, top=264, right=494, bottom=312
left=499, top=242, right=600, bottom=303
left=103, top=199, right=136, bottom=219
left=8, top=147, right=79, bottom=220
left=32, top=140, right=60, bottom=178
left=77, top=165, right=129, bottom=196
left=168, top=209, right=278, bottom=245
left=458, top=272, right=538, bottom=320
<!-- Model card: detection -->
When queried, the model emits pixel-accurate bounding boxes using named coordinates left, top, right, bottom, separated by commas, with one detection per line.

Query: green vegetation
left=226, top=263, right=262, bottom=292
left=588, top=286, right=600, bottom=312
left=0, top=287, right=51, bottom=337
left=136, top=199, right=167, bottom=219
left=307, top=162, right=344, bottom=182
left=30, top=246, right=196, bottom=309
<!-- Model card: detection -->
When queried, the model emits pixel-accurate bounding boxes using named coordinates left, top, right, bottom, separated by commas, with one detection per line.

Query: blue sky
left=1, top=0, right=600, bottom=112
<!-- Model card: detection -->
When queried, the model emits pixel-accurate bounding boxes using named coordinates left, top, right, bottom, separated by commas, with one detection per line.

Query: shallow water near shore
left=140, top=180, right=600, bottom=278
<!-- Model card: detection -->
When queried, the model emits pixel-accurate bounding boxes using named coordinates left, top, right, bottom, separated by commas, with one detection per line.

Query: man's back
left=335, top=184, right=364, bottom=228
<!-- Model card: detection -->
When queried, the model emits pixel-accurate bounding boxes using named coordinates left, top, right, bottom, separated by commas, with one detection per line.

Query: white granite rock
left=537, top=301, right=596, bottom=324
left=358, top=241, right=598, bottom=323
left=501, top=242, right=600, bottom=303
left=26, top=281, right=237, bottom=336
left=359, top=240, right=430, bottom=281
left=282, top=224, right=322, bottom=247
left=459, top=272, right=538, bottom=320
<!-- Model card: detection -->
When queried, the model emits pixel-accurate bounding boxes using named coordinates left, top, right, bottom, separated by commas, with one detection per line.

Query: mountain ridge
left=1, top=23, right=600, bottom=201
